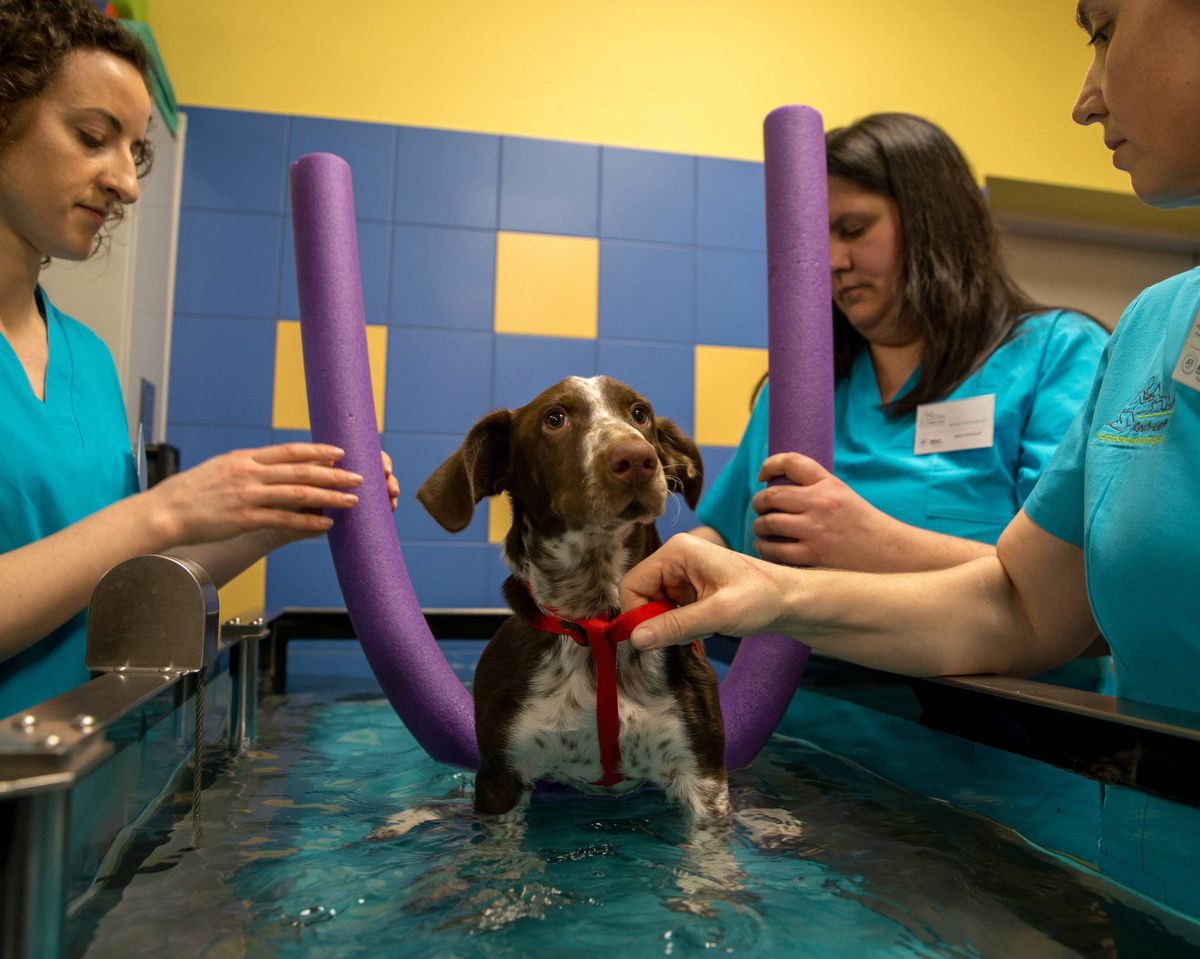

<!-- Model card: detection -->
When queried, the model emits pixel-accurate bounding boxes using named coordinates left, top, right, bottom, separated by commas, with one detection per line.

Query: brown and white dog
left=417, top=375, right=729, bottom=821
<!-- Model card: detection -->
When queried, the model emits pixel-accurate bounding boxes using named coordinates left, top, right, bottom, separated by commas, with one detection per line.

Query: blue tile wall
left=598, top=241, right=694, bottom=343
left=697, top=157, right=766, bottom=251
left=171, top=107, right=778, bottom=612
left=395, top=128, right=500, bottom=229
left=168, top=314, right=276, bottom=427
left=493, top=334, right=597, bottom=411
left=600, top=148, right=695, bottom=245
left=180, top=108, right=288, bottom=213
left=384, top=327, right=494, bottom=435
left=286, top=116, right=397, bottom=221
left=499, top=137, right=600, bottom=236
left=389, top=225, right=496, bottom=330
left=174, top=209, right=282, bottom=318
left=695, top=248, right=768, bottom=347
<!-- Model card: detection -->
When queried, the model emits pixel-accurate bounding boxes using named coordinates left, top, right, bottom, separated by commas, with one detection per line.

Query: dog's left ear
left=417, top=409, right=512, bottom=533
left=655, top=418, right=704, bottom=509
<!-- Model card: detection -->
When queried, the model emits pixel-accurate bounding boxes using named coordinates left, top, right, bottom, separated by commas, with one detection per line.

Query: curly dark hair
left=0, top=0, right=154, bottom=255
left=825, top=113, right=1048, bottom=418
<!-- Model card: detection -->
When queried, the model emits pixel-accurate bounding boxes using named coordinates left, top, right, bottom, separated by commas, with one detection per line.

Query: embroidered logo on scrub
left=1097, top=375, right=1176, bottom=446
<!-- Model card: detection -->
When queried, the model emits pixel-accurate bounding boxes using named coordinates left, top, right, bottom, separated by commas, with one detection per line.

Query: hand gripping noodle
left=291, top=106, right=832, bottom=772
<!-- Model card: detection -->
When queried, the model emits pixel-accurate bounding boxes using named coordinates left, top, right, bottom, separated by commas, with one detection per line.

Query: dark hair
left=826, top=113, right=1047, bottom=417
left=0, top=0, right=154, bottom=254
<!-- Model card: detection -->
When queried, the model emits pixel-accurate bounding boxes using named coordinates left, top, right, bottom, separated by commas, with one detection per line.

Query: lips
left=76, top=204, right=108, bottom=224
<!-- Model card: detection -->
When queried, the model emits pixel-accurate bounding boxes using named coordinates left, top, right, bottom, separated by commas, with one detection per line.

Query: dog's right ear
left=417, top=410, right=512, bottom=533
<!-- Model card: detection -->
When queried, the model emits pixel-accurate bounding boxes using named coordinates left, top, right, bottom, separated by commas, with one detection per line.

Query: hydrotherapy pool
left=49, top=627, right=1200, bottom=959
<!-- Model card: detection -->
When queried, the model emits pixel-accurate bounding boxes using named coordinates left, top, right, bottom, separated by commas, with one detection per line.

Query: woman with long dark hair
left=693, top=113, right=1106, bottom=574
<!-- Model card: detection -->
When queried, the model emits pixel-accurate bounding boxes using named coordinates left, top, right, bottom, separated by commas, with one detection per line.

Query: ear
left=417, top=410, right=512, bottom=532
left=655, top=417, right=704, bottom=509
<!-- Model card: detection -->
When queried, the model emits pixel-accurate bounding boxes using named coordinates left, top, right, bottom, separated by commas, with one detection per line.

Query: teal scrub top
left=0, top=289, right=137, bottom=718
left=697, top=309, right=1108, bottom=557
left=1024, top=270, right=1200, bottom=713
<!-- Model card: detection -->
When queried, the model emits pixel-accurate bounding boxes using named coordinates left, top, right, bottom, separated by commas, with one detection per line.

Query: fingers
left=750, top=483, right=810, bottom=517
left=255, top=462, right=364, bottom=490
left=246, top=442, right=346, bottom=466
left=757, top=452, right=829, bottom=485
left=630, top=605, right=714, bottom=650
left=381, top=450, right=400, bottom=512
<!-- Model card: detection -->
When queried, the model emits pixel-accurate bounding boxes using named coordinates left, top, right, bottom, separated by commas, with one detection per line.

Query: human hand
left=750, top=453, right=898, bottom=571
left=381, top=450, right=399, bottom=512
left=146, top=443, right=364, bottom=548
left=618, top=534, right=792, bottom=650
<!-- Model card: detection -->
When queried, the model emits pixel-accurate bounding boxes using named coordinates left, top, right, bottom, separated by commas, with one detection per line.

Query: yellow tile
left=488, top=493, right=512, bottom=544
left=494, top=231, right=598, bottom=339
left=219, top=558, right=266, bottom=624
left=694, top=345, right=769, bottom=446
left=271, top=320, right=389, bottom=430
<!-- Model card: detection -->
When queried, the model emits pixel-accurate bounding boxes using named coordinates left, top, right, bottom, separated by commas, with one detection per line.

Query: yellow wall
left=147, top=0, right=1126, bottom=195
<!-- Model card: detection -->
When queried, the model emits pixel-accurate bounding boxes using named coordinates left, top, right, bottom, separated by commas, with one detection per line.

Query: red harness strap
left=526, top=599, right=677, bottom=787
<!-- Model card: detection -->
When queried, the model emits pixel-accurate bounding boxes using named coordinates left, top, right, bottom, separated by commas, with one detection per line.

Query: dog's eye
left=545, top=409, right=568, bottom=431
left=631, top=404, right=651, bottom=425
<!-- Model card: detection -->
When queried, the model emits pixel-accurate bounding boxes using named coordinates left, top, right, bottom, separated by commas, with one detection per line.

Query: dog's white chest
left=506, top=642, right=696, bottom=794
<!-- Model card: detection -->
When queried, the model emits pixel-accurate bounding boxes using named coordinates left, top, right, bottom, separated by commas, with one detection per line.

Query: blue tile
left=280, top=218, right=391, bottom=325
left=699, top=444, right=736, bottom=495
left=271, top=427, right=313, bottom=445
left=695, top=249, right=767, bottom=347
left=600, top=147, right=695, bottom=244
left=286, top=116, right=397, bottom=221
left=167, top=315, right=276, bottom=427
left=163, top=425, right=272, bottom=470
left=499, top=137, right=600, bottom=236
left=395, top=127, right=500, bottom=229
left=596, top=340, right=694, bottom=437
left=656, top=500, right=699, bottom=541
left=266, top=539, right=343, bottom=612
left=180, top=107, right=288, bottom=214
left=493, top=335, right=596, bottom=410
left=598, top=241, right=693, bottom=343
left=697, top=157, right=765, bottom=251
left=389, top=225, right=495, bottom=330
left=384, top=328, right=493, bottom=434
left=486, top=544, right=510, bottom=606
left=175, top=209, right=282, bottom=317
left=382, top=432, right=489, bottom=543
left=403, top=543, right=494, bottom=607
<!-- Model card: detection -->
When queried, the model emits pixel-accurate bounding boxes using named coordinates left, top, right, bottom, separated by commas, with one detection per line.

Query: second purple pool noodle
left=291, top=152, right=478, bottom=769
left=720, top=105, right=832, bottom=769
left=290, top=103, right=832, bottom=774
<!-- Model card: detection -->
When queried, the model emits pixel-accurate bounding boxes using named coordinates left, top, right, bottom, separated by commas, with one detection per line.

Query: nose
left=608, top=438, right=657, bottom=486
left=829, top=236, right=851, bottom=273
left=100, top=150, right=140, bottom=205
left=1072, top=57, right=1106, bottom=127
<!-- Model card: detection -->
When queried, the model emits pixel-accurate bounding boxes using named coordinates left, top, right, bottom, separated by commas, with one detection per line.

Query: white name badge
left=914, top=393, right=996, bottom=455
left=1170, top=307, right=1200, bottom=394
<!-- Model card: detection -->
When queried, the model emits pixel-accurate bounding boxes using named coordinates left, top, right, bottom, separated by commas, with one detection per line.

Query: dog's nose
left=609, top=439, right=657, bottom=484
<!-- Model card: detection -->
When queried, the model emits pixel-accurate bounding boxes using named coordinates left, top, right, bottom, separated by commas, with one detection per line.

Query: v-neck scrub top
left=0, top=288, right=137, bottom=717
left=1024, top=271, right=1200, bottom=712
left=697, top=310, right=1108, bottom=558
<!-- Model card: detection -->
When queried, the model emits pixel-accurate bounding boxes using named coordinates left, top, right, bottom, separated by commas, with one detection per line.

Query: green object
left=119, top=19, right=178, bottom=137
left=113, top=0, right=148, bottom=20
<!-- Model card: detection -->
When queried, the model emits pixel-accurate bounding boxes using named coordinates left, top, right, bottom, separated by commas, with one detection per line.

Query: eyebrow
left=1075, top=1, right=1092, bottom=30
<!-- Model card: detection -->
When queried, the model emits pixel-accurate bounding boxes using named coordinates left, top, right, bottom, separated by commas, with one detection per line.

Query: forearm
left=776, top=555, right=1040, bottom=676
left=687, top=525, right=728, bottom=548
left=0, top=491, right=175, bottom=661
left=171, top=529, right=286, bottom=588
left=869, top=520, right=996, bottom=572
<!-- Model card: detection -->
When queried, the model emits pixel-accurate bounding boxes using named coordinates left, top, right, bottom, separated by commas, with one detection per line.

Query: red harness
left=525, top=597, right=677, bottom=787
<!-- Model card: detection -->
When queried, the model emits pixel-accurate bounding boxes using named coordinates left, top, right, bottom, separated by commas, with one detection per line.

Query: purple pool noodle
left=720, top=105, right=832, bottom=769
left=290, top=153, right=478, bottom=769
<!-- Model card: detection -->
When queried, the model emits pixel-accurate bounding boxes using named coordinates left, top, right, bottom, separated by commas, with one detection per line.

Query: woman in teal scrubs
left=622, top=0, right=1200, bottom=715
left=0, top=1, right=394, bottom=717
left=695, top=114, right=1107, bottom=573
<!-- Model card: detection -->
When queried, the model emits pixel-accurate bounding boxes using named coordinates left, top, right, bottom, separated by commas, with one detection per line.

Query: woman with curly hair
left=0, top=0, right=394, bottom=716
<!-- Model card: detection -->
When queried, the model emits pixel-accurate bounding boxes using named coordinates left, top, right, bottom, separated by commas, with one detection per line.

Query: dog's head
left=417, top=376, right=703, bottom=536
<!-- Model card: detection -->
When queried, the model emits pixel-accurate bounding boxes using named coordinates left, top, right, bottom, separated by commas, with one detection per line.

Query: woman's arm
left=751, top=452, right=995, bottom=572
left=0, top=443, right=361, bottom=662
left=687, top=525, right=729, bottom=548
left=620, top=511, right=1098, bottom=678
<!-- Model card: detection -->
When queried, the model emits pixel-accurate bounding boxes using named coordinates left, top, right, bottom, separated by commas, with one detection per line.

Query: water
left=69, top=682, right=1200, bottom=958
